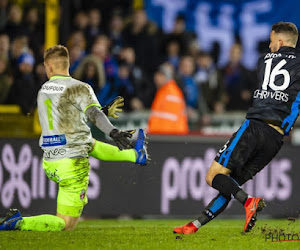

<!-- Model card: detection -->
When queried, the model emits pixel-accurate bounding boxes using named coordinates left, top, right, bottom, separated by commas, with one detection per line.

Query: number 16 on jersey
left=262, top=58, right=290, bottom=91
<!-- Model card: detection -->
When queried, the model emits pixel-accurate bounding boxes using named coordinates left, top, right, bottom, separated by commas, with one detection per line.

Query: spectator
left=73, top=55, right=105, bottom=95
left=220, top=43, right=257, bottom=111
left=4, top=4, right=27, bottom=40
left=0, top=55, right=13, bottom=103
left=6, top=52, right=35, bottom=114
left=148, top=64, right=188, bottom=135
left=0, top=33, right=10, bottom=59
left=25, top=7, right=43, bottom=60
left=66, top=31, right=87, bottom=74
left=96, top=60, right=134, bottom=107
left=164, top=15, right=195, bottom=55
left=113, top=61, right=136, bottom=111
left=25, top=7, right=40, bottom=36
left=0, top=0, right=9, bottom=30
left=123, top=9, right=160, bottom=75
left=188, top=38, right=201, bottom=60
left=73, top=11, right=89, bottom=33
left=119, top=46, right=154, bottom=108
left=177, top=55, right=206, bottom=120
left=68, top=44, right=85, bottom=74
left=92, top=35, right=118, bottom=82
left=165, top=40, right=181, bottom=69
left=67, top=31, right=86, bottom=51
left=86, top=8, right=103, bottom=51
left=107, top=12, right=124, bottom=56
left=10, top=36, right=29, bottom=75
left=34, top=62, right=47, bottom=95
left=194, top=51, right=225, bottom=113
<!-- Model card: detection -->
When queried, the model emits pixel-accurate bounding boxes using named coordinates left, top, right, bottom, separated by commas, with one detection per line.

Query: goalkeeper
left=0, top=45, right=148, bottom=231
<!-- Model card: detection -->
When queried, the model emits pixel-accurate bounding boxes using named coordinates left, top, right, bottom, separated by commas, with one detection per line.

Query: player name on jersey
left=253, top=89, right=289, bottom=102
left=41, top=83, right=65, bottom=93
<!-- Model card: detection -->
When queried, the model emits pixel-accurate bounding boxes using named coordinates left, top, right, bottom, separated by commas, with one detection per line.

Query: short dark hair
left=44, top=45, right=69, bottom=69
left=272, top=22, right=298, bottom=45
left=175, top=14, right=185, bottom=22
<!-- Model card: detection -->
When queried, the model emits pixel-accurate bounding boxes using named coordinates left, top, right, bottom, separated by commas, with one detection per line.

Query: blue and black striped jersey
left=246, top=46, right=300, bottom=135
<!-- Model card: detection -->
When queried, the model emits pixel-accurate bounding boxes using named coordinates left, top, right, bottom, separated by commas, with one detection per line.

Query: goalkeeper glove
left=102, top=96, right=124, bottom=119
left=110, top=129, right=136, bottom=150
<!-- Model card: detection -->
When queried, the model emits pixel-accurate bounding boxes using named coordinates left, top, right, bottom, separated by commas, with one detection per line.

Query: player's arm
left=101, top=96, right=124, bottom=119
left=85, top=106, right=134, bottom=150
left=74, top=84, right=132, bottom=150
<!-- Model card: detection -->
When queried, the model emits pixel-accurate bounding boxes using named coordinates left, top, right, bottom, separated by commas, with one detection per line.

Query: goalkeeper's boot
left=173, top=222, right=198, bottom=234
left=244, top=197, right=266, bottom=232
left=134, top=129, right=149, bottom=165
left=0, top=209, right=23, bottom=230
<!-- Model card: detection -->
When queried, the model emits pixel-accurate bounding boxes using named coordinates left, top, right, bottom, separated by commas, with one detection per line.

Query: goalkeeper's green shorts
left=43, top=157, right=90, bottom=217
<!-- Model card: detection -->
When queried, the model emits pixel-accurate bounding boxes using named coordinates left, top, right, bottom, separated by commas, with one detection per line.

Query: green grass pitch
left=0, top=219, right=299, bottom=249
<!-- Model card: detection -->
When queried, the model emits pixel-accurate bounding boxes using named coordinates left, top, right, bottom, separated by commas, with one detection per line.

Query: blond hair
left=44, top=45, right=69, bottom=69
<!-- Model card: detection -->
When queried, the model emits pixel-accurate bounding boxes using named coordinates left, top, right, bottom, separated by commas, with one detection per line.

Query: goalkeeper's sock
left=212, top=174, right=249, bottom=205
left=89, top=140, right=136, bottom=162
left=194, top=193, right=231, bottom=228
left=19, top=215, right=65, bottom=231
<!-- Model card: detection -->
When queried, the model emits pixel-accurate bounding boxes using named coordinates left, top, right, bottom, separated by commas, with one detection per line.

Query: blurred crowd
left=0, top=1, right=258, bottom=126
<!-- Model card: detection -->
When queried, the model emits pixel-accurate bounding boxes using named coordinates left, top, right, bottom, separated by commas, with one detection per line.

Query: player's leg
left=0, top=157, right=90, bottom=232
left=20, top=157, right=90, bottom=231
left=89, top=129, right=148, bottom=165
left=173, top=164, right=255, bottom=234
left=205, top=120, right=283, bottom=232
left=173, top=162, right=242, bottom=234
left=56, top=213, right=79, bottom=231
left=20, top=214, right=66, bottom=231
left=89, top=139, right=136, bottom=162
left=231, top=168, right=266, bottom=233
left=50, top=157, right=90, bottom=231
left=0, top=209, right=66, bottom=231
left=173, top=193, right=232, bottom=234
left=174, top=120, right=255, bottom=234
left=196, top=168, right=253, bottom=226
left=206, top=161, right=250, bottom=205
left=238, top=121, right=283, bottom=232
left=205, top=120, right=256, bottom=206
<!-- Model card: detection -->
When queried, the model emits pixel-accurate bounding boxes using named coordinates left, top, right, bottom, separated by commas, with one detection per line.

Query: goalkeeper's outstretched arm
left=85, top=106, right=134, bottom=150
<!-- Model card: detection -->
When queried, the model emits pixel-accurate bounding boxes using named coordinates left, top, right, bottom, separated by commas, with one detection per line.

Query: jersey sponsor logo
left=40, top=83, right=65, bottom=93
left=42, top=134, right=67, bottom=147
left=44, top=148, right=66, bottom=159
left=264, top=53, right=296, bottom=60
left=253, top=89, right=289, bottom=102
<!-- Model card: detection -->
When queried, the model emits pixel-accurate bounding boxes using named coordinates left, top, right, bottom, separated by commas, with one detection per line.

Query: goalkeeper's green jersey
left=37, top=75, right=101, bottom=161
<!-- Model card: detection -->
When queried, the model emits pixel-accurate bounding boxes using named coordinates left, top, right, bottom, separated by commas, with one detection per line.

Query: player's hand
left=102, top=96, right=124, bottom=119
left=110, top=129, right=136, bottom=150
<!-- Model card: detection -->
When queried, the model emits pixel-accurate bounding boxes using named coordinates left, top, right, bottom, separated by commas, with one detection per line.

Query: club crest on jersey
left=80, top=189, right=86, bottom=201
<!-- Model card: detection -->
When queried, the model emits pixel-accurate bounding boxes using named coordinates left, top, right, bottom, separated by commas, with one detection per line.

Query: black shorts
left=215, top=119, right=284, bottom=185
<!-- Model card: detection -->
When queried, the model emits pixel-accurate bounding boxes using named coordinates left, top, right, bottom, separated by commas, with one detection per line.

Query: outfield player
left=174, top=22, right=300, bottom=234
left=0, top=45, right=148, bottom=231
